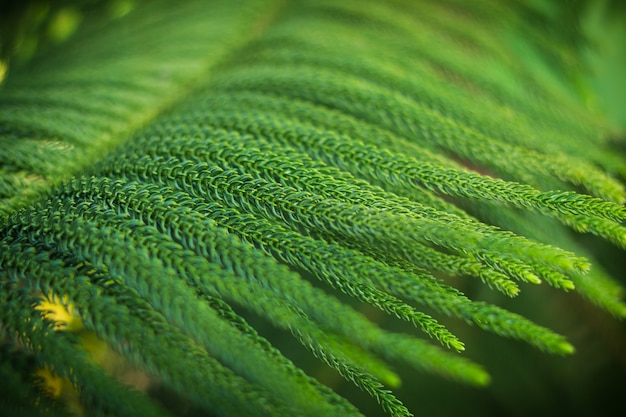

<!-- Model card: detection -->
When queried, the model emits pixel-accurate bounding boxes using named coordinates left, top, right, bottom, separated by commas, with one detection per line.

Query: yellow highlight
left=33, top=293, right=152, bottom=404
left=35, top=295, right=83, bottom=332
left=35, top=366, right=64, bottom=398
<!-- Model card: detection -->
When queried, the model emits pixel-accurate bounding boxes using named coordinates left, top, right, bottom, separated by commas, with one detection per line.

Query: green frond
left=98, top=132, right=595, bottom=295
left=170, top=189, right=465, bottom=348
left=345, top=252, right=576, bottom=355
left=2, top=202, right=356, bottom=417
left=58, top=176, right=486, bottom=386
left=202, top=295, right=363, bottom=416
left=173, top=92, right=624, bottom=231
left=0, top=283, right=173, bottom=417
left=1, top=0, right=625, bottom=416
left=464, top=199, right=626, bottom=316
left=0, top=240, right=317, bottom=417
left=0, top=344, right=71, bottom=417
left=225, top=32, right=625, bottom=179
left=209, top=64, right=624, bottom=203
left=0, top=0, right=280, bottom=215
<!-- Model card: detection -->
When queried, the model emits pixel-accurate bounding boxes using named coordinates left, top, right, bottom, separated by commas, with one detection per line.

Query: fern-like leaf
left=1, top=0, right=625, bottom=416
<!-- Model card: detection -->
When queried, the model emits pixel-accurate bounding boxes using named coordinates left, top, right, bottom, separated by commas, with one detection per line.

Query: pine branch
left=0, top=0, right=281, bottom=215
left=1, top=0, right=624, bottom=416
left=178, top=91, right=625, bottom=228
left=98, top=141, right=594, bottom=287
left=2, top=200, right=353, bottom=417
left=0, top=282, right=173, bottom=417
left=0, top=239, right=317, bottom=417
left=58, top=175, right=488, bottom=384
left=209, top=64, right=625, bottom=205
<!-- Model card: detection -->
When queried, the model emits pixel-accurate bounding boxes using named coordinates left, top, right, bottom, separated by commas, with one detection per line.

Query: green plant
left=1, top=0, right=625, bottom=416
